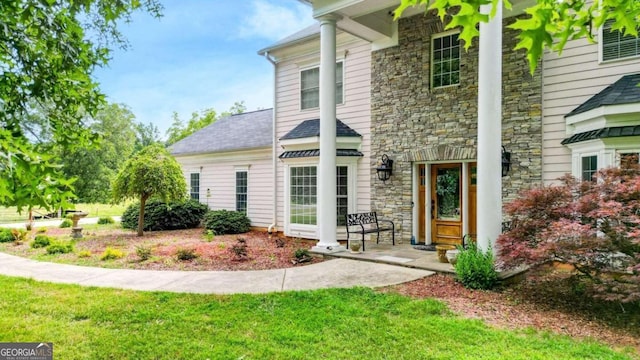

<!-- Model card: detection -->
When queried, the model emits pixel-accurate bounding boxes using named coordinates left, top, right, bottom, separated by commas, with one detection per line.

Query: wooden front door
left=431, top=163, right=463, bottom=245
left=418, top=164, right=426, bottom=242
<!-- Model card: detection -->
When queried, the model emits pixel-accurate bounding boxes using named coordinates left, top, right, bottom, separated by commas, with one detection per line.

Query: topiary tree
left=497, top=164, right=640, bottom=303
left=112, top=144, right=187, bottom=236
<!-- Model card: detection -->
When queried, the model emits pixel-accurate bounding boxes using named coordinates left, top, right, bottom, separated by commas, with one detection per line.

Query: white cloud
left=238, top=0, right=314, bottom=41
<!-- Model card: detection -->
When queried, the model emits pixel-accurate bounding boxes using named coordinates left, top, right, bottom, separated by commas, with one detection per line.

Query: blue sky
left=93, top=0, right=314, bottom=136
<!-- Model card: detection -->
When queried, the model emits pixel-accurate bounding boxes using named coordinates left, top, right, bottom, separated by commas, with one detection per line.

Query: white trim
left=299, top=60, right=345, bottom=111
left=431, top=29, right=461, bottom=90
left=598, top=19, right=640, bottom=64
left=234, top=168, right=249, bottom=214
left=282, top=158, right=359, bottom=239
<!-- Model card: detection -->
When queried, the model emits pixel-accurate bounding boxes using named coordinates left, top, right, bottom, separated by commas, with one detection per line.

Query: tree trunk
left=137, top=196, right=148, bottom=236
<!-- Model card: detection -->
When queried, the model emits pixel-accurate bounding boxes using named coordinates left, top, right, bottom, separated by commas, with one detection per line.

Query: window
left=432, top=32, right=460, bottom=88
left=581, top=155, right=598, bottom=181
left=236, top=171, right=247, bottom=213
left=300, top=62, right=343, bottom=110
left=336, top=166, right=348, bottom=226
left=602, top=19, right=640, bottom=61
left=289, top=166, right=348, bottom=226
left=189, top=173, right=200, bottom=200
left=290, top=166, right=317, bottom=225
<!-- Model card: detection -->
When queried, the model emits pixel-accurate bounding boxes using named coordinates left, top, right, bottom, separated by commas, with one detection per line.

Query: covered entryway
left=417, top=162, right=477, bottom=246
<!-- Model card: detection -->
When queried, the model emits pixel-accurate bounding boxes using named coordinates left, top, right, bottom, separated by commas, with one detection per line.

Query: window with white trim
left=235, top=170, right=247, bottom=213
left=189, top=173, right=200, bottom=200
left=290, top=166, right=317, bottom=225
left=300, top=62, right=343, bottom=110
left=432, top=32, right=460, bottom=88
left=289, top=165, right=349, bottom=226
left=602, top=19, right=640, bottom=61
left=581, top=155, right=598, bottom=182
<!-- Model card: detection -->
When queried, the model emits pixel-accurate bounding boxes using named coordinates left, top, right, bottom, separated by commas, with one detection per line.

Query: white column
left=476, top=1, right=503, bottom=253
left=313, top=14, right=344, bottom=252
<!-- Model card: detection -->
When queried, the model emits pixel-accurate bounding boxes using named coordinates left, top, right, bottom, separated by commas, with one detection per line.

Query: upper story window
left=432, top=31, right=460, bottom=88
left=300, top=62, right=343, bottom=110
left=602, top=19, right=640, bottom=61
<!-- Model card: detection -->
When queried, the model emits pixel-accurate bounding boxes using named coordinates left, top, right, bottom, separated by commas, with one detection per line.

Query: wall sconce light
left=376, top=154, right=393, bottom=182
left=501, top=146, right=511, bottom=177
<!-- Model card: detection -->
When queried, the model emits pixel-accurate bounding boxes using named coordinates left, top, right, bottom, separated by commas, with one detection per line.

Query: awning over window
left=561, top=125, right=640, bottom=145
left=279, top=149, right=363, bottom=159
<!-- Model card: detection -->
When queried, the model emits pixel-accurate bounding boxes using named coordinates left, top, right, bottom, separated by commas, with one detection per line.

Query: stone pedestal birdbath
left=70, top=212, right=89, bottom=238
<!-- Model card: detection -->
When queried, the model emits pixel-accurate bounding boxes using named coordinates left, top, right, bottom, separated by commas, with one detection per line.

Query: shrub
left=59, top=219, right=72, bottom=228
left=97, top=216, right=115, bottom=225
left=203, top=210, right=250, bottom=235
left=0, top=228, right=14, bottom=243
left=31, top=235, right=52, bottom=249
left=46, top=242, right=74, bottom=254
left=11, top=229, right=27, bottom=243
left=36, top=227, right=47, bottom=233
left=100, top=247, right=125, bottom=260
left=77, top=250, right=92, bottom=258
left=497, top=165, right=640, bottom=303
left=175, top=247, right=198, bottom=261
left=136, top=245, right=153, bottom=261
left=454, top=241, right=498, bottom=290
left=121, top=199, right=209, bottom=231
left=204, top=229, right=215, bottom=242
left=229, top=237, right=248, bottom=260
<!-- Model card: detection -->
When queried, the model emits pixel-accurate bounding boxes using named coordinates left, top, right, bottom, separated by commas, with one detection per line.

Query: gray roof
left=561, top=125, right=640, bottom=145
left=279, top=149, right=364, bottom=159
left=280, top=118, right=361, bottom=140
left=169, top=109, right=272, bottom=156
left=566, top=73, right=640, bottom=117
left=258, top=24, right=320, bottom=55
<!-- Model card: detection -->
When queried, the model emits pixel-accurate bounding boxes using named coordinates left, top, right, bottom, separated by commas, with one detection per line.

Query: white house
left=173, top=0, right=639, bottom=252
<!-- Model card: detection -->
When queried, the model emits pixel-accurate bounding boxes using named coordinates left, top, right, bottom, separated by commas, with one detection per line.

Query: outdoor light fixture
left=502, top=146, right=511, bottom=177
left=376, top=154, right=393, bottom=182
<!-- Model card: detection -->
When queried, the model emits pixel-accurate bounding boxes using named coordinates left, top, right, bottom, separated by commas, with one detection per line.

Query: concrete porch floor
left=311, top=243, right=456, bottom=274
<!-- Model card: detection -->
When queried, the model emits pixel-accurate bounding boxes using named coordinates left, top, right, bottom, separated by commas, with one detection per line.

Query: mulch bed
left=385, top=271, right=640, bottom=355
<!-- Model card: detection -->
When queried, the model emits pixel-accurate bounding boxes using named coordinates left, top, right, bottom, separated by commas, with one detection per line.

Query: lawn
left=0, top=203, right=129, bottom=223
left=0, top=276, right=634, bottom=360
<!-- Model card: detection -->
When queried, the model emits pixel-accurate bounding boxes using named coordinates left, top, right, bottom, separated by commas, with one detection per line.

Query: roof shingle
left=280, top=118, right=361, bottom=140
left=566, top=73, right=640, bottom=117
left=169, top=109, right=272, bottom=156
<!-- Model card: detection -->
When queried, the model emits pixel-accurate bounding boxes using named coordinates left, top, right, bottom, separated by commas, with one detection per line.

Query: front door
left=431, top=163, right=463, bottom=245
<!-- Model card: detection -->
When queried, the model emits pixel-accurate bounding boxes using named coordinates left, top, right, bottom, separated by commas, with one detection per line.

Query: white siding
left=271, top=32, right=372, bottom=236
left=175, top=148, right=273, bottom=228
left=542, top=35, right=640, bottom=183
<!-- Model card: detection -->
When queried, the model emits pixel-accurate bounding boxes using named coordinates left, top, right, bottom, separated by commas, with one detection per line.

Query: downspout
left=264, top=51, right=278, bottom=234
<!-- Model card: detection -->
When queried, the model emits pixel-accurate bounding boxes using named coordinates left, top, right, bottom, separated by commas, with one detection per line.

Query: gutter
left=264, top=51, right=278, bottom=234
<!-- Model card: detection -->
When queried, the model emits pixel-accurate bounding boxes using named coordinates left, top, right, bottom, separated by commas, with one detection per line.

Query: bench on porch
left=345, top=212, right=395, bottom=251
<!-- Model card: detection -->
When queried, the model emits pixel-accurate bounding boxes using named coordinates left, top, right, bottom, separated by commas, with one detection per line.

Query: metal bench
left=345, top=212, right=395, bottom=251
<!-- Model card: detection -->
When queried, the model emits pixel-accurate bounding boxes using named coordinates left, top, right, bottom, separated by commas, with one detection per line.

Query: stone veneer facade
left=370, top=13, right=543, bottom=243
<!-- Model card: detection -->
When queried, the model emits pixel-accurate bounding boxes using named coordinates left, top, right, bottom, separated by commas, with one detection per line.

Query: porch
left=311, top=243, right=456, bottom=274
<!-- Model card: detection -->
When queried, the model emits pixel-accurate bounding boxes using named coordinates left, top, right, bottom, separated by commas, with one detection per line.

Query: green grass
left=0, top=276, right=634, bottom=359
left=0, top=203, right=129, bottom=223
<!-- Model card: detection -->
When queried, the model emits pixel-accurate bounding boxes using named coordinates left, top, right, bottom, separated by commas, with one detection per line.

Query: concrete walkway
left=0, top=252, right=434, bottom=295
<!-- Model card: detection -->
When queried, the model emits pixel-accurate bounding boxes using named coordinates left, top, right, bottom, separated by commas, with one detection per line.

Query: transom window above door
left=300, top=62, right=343, bottom=110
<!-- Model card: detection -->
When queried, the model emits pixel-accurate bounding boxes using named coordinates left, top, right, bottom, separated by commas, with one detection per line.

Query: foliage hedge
left=203, top=210, right=251, bottom=235
left=121, top=199, right=209, bottom=231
